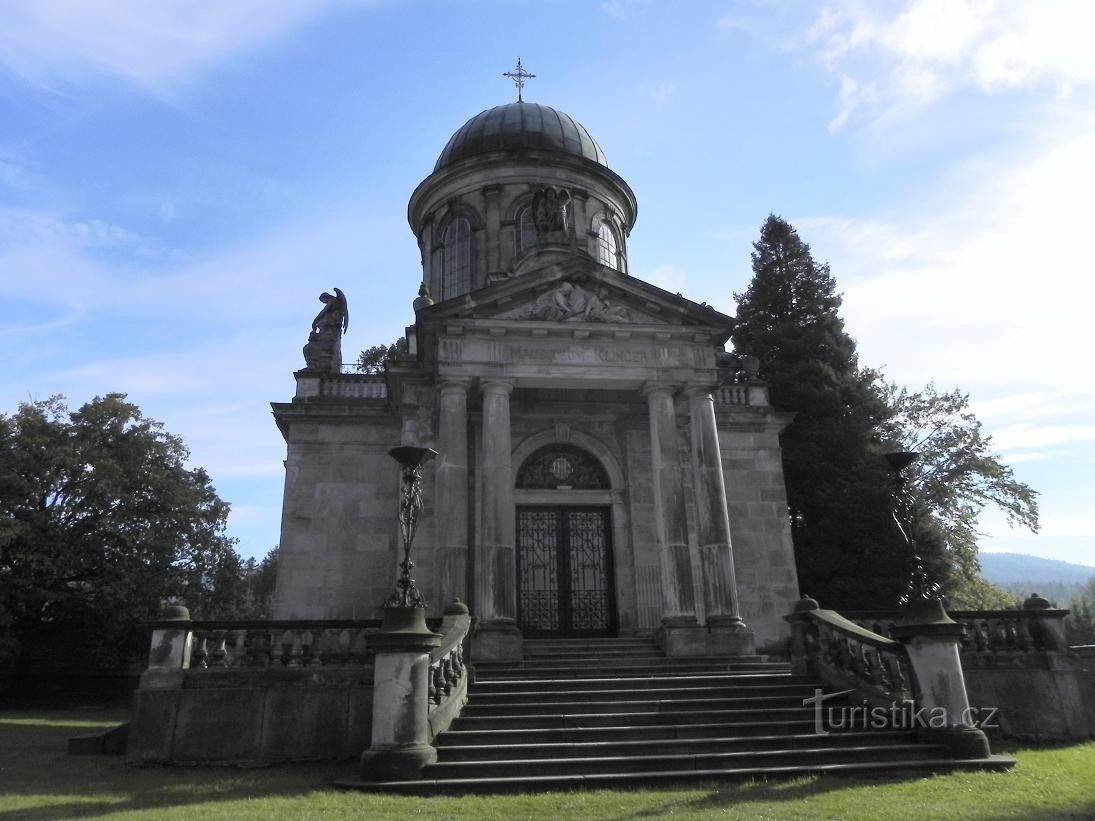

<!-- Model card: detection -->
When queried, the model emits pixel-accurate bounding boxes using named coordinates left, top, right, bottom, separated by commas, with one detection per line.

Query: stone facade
left=272, top=102, right=800, bottom=654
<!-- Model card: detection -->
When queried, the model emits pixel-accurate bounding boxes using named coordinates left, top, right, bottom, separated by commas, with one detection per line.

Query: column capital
left=481, top=378, right=515, bottom=396
left=641, top=382, right=680, bottom=400
left=437, top=378, right=472, bottom=396
left=683, top=383, right=718, bottom=400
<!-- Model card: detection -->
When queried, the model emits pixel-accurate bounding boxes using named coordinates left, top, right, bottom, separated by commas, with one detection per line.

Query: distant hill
left=980, top=553, right=1095, bottom=586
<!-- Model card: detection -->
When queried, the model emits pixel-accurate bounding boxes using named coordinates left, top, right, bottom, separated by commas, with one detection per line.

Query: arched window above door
left=516, top=444, right=610, bottom=490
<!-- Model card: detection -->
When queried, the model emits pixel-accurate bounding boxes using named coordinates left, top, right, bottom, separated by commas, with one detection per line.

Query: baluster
left=207, top=631, right=228, bottom=667
left=348, top=628, right=367, bottom=665
left=428, top=661, right=439, bottom=704
left=230, top=629, right=249, bottom=667
left=1014, top=617, right=1032, bottom=651
left=287, top=629, right=305, bottom=667
left=306, top=628, right=322, bottom=666
left=443, top=655, right=455, bottom=693
left=192, top=634, right=209, bottom=668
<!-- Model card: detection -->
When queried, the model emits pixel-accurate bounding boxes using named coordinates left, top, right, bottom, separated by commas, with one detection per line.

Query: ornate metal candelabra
left=384, top=446, right=438, bottom=609
left=883, top=449, right=942, bottom=604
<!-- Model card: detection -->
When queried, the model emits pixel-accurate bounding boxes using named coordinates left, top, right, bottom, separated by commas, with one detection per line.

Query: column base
left=660, top=621, right=756, bottom=657
left=662, top=623, right=708, bottom=658
left=707, top=625, right=756, bottom=655
left=472, top=620, right=523, bottom=662
left=359, top=742, right=437, bottom=781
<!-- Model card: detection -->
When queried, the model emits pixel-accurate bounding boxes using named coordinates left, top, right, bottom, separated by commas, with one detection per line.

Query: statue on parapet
left=303, top=287, right=349, bottom=372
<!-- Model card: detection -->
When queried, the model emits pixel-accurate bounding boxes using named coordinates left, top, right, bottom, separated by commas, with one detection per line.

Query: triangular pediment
left=417, top=256, right=734, bottom=337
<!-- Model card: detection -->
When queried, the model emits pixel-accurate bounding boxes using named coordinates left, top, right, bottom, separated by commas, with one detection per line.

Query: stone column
left=642, top=383, right=700, bottom=656
left=435, top=380, right=470, bottom=605
left=475, top=379, right=522, bottom=661
left=686, top=386, right=754, bottom=654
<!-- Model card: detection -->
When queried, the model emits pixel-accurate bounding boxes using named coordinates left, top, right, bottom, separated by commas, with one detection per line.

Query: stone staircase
left=358, top=636, right=1013, bottom=792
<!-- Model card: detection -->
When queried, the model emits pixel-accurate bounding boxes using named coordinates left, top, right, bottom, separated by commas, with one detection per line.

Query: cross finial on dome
left=503, top=58, right=535, bottom=102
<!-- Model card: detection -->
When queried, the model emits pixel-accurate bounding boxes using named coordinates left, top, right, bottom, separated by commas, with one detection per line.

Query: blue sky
left=2, top=1, right=1092, bottom=568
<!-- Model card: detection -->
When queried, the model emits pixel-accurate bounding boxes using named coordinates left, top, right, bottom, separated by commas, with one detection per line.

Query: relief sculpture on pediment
left=520, top=281, right=633, bottom=323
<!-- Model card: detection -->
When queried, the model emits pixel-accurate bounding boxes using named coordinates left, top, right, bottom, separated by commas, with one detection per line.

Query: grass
left=1, top=706, right=1093, bottom=820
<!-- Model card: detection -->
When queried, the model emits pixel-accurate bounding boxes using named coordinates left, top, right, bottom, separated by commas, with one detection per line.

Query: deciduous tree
left=0, top=394, right=241, bottom=635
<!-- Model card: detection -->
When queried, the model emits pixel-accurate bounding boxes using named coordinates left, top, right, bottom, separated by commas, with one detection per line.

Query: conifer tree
left=733, top=215, right=906, bottom=608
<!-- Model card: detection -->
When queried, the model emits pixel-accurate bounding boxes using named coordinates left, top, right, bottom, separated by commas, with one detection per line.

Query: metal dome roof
left=434, top=102, right=608, bottom=172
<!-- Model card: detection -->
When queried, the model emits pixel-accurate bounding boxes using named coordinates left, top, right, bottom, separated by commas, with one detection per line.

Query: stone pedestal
left=359, top=606, right=442, bottom=781
left=472, top=621, right=523, bottom=662
left=891, top=599, right=992, bottom=759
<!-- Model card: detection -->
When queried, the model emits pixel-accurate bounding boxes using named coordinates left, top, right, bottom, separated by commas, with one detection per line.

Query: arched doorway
left=515, top=444, right=617, bottom=637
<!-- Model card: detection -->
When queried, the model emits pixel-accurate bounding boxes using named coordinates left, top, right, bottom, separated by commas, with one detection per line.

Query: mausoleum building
left=271, top=100, right=800, bottom=658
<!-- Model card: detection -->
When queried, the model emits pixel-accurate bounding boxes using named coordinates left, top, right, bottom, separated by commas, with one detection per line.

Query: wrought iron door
left=517, top=506, right=616, bottom=637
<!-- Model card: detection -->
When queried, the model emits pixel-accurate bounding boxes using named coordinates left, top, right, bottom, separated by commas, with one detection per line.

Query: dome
left=434, top=102, right=608, bottom=172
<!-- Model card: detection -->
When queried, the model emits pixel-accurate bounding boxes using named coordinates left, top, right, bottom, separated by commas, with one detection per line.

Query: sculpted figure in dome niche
left=303, top=287, right=349, bottom=372
left=532, top=186, right=572, bottom=235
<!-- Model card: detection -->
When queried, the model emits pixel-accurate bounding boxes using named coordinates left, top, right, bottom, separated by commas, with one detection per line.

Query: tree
left=878, top=383, right=1039, bottom=596
left=733, top=215, right=1039, bottom=609
left=355, top=337, right=408, bottom=374
left=1065, top=579, right=1095, bottom=646
left=0, top=394, right=242, bottom=635
left=733, top=215, right=904, bottom=608
left=225, top=546, right=279, bottom=620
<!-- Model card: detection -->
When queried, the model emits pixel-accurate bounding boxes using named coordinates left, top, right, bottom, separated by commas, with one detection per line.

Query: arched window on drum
left=441, top=217, right=472, bottom=299
left=597, top=220, right=621, bottom=271
left=515, top=205, right=537, bottom=257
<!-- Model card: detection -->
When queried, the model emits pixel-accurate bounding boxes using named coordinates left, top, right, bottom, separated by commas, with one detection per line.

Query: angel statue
left=302, top=287, right=349, bottom=372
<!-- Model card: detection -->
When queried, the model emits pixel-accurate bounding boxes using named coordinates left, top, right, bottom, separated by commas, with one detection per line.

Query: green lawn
left=1, top=707, right=1093, bottom=820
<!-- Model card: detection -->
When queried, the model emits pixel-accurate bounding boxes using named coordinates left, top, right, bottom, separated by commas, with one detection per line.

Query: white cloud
left=0, top=1, right=360, bottom=93
left=805, top=0, right=1095, bottom=130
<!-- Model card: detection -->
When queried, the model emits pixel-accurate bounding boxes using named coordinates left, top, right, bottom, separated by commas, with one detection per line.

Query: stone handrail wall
left=846, top=608, right=1070, bottom=654
left=426, top=602, right=473, bottom=739
left=787, top=605, right=913, bottom=707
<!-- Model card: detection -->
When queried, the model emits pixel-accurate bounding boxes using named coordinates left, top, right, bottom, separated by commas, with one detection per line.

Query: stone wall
left=128, top=668, right=374, bottom=764
left=718, top=408, right=799, bottom=651
left=273, top=407, right=404, bottom=620
left=963, top=652, right=1095, bottom=740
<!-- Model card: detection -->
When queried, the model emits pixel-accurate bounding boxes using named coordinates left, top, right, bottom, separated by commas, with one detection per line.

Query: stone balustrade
left=787, top=596, right=994, bottom=757
left=187, top=620, right=383, bottom=669
left=320, top=374, right=388, bottom=399
left=847, top=605, right=1070, bottom=655
left=426, top=601, right=473, bottom=739
left=786, top=598, right=913, bottom=707
left=716, top=385, right=751, bottom=406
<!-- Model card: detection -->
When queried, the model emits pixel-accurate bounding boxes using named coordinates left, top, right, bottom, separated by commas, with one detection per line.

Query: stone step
left=436, top=719, right=855, bottom=746
left=469, top=673, right=818, bottom=693
left=424, top=743, right=946, bottom=780
left=469, top=683, right=821, bottom=703
left=340, top=757, right=1017, bottom=794
left=474, top=661, right=791, bottom=680
left=449, top=706, right=816, bottom=730
left=461, top=694, right=814, bottom=717
left=436, top=730, right=918, bottom=761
